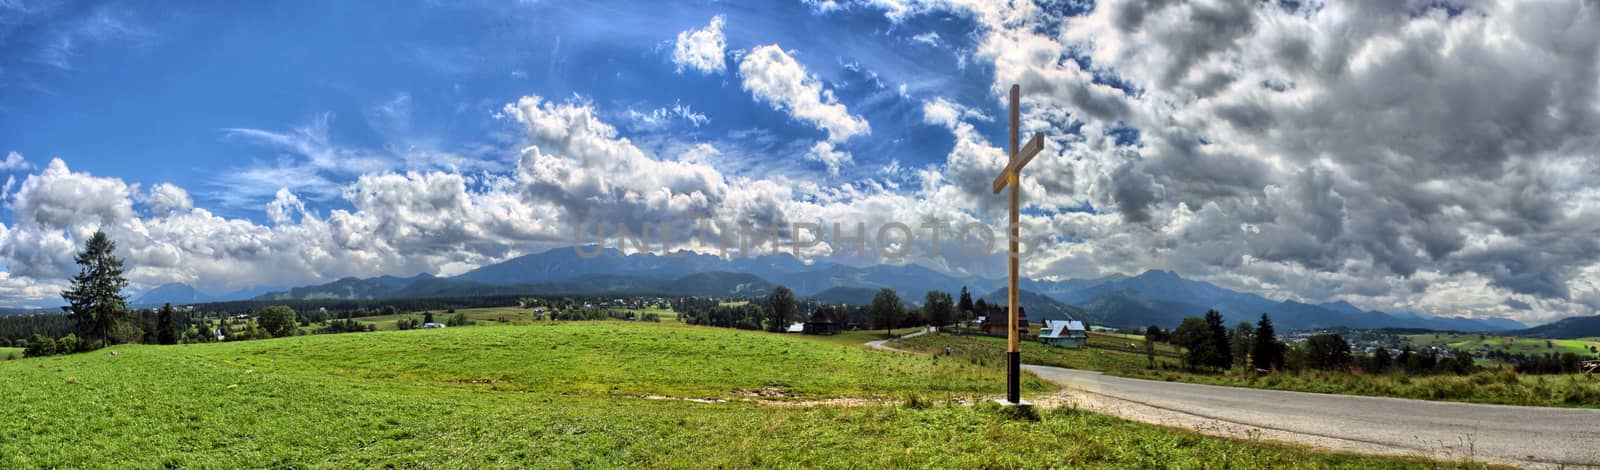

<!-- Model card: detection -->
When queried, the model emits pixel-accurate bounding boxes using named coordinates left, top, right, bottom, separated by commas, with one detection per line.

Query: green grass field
left=607, top=305, right=679, bottom=321
left=353, top=306, right=537, bottom=330
left=0, top=321, right=1454, bottom=468
left=897, top=332, right=1600, bottom=408
left=1406, top=333, right=1600, bottom=358
left=0, top=347, right=21, bottom=360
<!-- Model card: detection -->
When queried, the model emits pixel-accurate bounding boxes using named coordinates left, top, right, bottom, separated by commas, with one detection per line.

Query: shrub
left=56, top=333, right=80, bottom=355
left=24, top=334, right=56, bottom=357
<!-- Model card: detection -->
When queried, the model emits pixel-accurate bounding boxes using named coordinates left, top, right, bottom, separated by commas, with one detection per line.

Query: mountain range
left=154, top=247, right=1532, bottom=333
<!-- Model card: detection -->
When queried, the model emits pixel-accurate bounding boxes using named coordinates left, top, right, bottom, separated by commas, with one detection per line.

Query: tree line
left=679, top=285, right=986, bottom=336
left=1146, top=311, right=1493, bottom=377
left=18, top=231, right=387, bottom=358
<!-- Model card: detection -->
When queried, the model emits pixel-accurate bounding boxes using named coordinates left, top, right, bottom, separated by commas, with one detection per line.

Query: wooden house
left=979, top=306, right=1029, bottom=337
left=803, top=306, right=846, bottom=336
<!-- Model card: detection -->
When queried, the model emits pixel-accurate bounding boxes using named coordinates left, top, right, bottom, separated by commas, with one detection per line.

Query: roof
left=1040, top=320, right=1086, bottom=338
left=805, top=307, right=844, bottom=324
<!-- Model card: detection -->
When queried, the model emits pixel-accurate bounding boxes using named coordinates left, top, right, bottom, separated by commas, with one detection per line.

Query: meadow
left=1406, top=333, right=1600, bottom=359
left=0, top=347, right=20, bottom=360
left=351, top=306, right=536, bottom=330
left=897, top=331, right=1600, bottom=408
left=0, top=321, right=1454, bottom=468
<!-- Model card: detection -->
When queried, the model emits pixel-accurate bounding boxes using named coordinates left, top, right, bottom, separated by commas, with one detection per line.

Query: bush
left=55, top=333, right=80, bottom=355
left=24, top=334, right=56, bottom=358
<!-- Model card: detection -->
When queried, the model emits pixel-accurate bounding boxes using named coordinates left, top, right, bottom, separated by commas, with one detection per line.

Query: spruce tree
left=1204, top=310, right=1232, bottom=369
left=156, top=303, right=179, bottom=345
left=1251, top=313, right=1284, bottom=371
left=60, top=231, right=130, bottom=344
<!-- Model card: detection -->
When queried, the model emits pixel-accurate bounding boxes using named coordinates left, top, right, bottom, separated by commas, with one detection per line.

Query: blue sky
left=2, top=0, right=1598, bottom=325
left=2, top=0, right=992, bottom=221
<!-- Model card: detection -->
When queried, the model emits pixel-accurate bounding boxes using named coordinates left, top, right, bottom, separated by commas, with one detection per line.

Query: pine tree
left=1230, top=322, right=1255, bottom=367
left=60, top=231, right=130, bottom=344
left=957, top=286, right=974, bottom=319
left=1203, top=310, right=1232, bottom=369
left=156, top=303, right=179, bottom=345
left=1251, top=313, right=1284, bottom=371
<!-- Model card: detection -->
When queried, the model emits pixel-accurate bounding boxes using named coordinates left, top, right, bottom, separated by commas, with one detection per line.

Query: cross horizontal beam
left=992, top=132, right=1046, bottom=194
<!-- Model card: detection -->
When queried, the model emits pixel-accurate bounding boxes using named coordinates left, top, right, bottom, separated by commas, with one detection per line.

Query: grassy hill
left=1406, top=333, right=1600, bottom=359
left=1511, top=315, right=1600, bottom=339
left=0, top=322, right=1442, bottom=467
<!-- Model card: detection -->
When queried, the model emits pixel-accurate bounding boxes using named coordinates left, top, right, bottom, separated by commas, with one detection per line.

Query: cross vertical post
left=991, top=84, right=1047, bottom=406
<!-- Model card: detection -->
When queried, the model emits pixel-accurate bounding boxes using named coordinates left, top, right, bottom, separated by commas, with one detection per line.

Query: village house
left=1038, top=319, right=1087, bottom=348
left=803, top=306, right=846, bottom=336
left=979, top=305, right=1029, bottom=337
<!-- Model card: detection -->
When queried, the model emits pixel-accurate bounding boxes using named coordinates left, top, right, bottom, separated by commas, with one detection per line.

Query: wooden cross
left=992, top=84, right=1046, bottom=406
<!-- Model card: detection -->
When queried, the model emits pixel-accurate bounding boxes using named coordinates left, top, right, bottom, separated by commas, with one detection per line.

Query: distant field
left=1406, top=333, right=1600, bottom=358
left=0, top=321, right=1443, bottom=468
left=0, top=347, right=21, bottom=360
left=607, top=305, right=678, bottom=321
left=353, top=306, right=535, bottom=330
left=899, top=332, right=1600, bottom=408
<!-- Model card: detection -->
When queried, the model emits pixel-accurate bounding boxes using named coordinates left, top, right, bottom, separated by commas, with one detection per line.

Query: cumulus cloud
left=738, top=44, right=871, bottom=142
left=820, top=0, right=1600, bottom=323
left=803, top=141, right=852, bottom=176
left=0, top=152, right=31, bottom=171
left=6, top=0, right=1598, bottom=326
left=672, top=15, right=727, bottom=75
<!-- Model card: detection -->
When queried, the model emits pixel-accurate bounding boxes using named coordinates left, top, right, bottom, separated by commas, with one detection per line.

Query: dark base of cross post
left=1000, top=351, right=1027, bottom=406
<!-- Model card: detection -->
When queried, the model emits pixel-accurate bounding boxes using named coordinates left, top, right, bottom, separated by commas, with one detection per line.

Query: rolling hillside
left=978, top=288, right=1090, bottom=324
left=1510, top=315, right=1600, bottom=339
left=0, top=322, right=1424, bottom=468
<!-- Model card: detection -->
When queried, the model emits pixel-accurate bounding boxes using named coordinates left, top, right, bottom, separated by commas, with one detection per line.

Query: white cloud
left=672, top=15, right=728, bottom=75
left=738, top=44, right=871, bottom=142
left=0, top=152, right=31, bottom=171
left=624, top=102, right=710, bottom=130
left=803, top=141, right=852, bottom=176
left=140, top=183, right=193, bottom=214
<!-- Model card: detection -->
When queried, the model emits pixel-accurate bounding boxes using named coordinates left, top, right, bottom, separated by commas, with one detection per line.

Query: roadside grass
left=897, top=332, right=1600, bottom=408
left=0, top=321, right=1461, bottom=468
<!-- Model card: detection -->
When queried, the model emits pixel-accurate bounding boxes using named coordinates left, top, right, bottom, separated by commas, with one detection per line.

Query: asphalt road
left=1025, top=365, right=1600, bottom=467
